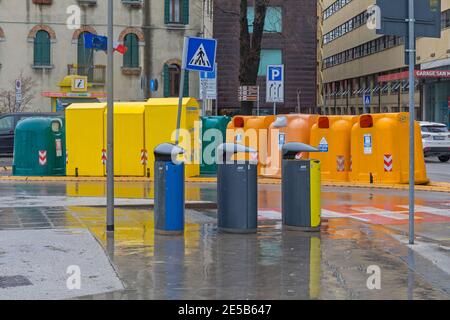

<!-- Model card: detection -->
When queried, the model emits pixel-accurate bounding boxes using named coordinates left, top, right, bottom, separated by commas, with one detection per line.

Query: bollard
left=154, top=143, right=185, bottom=236
left=217, top=143, right=258, bottom=234
left=282, top=142, right=321, bottom=232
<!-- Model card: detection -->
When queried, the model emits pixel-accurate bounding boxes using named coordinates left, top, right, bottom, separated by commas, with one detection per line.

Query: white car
left=419, top=121, right=450, bottom=163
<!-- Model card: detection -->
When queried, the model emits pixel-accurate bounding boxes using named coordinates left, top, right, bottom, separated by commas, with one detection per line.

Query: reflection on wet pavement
left=0, top=180, right=449, bottom=299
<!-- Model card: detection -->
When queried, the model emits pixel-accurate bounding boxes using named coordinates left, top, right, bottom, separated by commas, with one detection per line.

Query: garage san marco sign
left=378, top=70, right=450, bottom=82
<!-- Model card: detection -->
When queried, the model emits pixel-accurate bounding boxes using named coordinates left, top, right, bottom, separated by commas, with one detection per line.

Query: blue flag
left=83, top=33, right=108, bottom=51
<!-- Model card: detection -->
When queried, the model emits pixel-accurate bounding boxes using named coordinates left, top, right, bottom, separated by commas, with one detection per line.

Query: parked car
left=419, top=121, right=450, bottom=163
left=0, top=112, right=64, bottom=156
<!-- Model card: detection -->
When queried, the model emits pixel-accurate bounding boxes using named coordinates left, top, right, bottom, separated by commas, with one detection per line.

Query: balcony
left=67, top=64, right=106, bottom=85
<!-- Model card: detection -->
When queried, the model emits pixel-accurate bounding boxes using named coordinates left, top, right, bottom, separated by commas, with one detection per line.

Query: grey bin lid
left=272, top=116, right=287, bottom=128
left=154, top=143, right=185, bottom=161
left=282, top=142, right=319, bottom=159
left=217, top=143, right=257, bottom=162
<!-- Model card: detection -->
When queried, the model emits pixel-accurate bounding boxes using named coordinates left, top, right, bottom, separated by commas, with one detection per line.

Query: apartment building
left=213, top=0, right=317, bottom=115
left=0, top=0, right=211, bottom=112
left=321, top=0, right=450, bottom=126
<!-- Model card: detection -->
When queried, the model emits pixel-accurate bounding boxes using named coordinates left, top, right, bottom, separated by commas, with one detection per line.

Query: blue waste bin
left=154, top=143, right=185, bottom=235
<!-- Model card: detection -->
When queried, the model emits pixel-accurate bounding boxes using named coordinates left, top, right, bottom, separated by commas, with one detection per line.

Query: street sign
left=364, top=94, right=371, bottom=106
left=376, top=0, right=441, bottom=38
left=199, top=63, right=217, bottom=100
left=238, top=86, right=259, bottom=102
left=266, top=65, right=284, bottom=103
left=150, top=79, right=158, bottom=92
left=15, top=79, right=22, bottom=106
left=71, top=76, right=88, bottom=92
left=183, top=37, right=217, bottom=73
left=363, top=94, right=371, bottom=113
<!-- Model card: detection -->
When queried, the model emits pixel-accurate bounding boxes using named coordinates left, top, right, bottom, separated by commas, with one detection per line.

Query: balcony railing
left=67, top=64, right=106, bottom=85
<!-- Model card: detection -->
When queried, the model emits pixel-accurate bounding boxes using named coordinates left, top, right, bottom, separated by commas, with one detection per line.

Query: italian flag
left=113, top=42, right=128, bottom=55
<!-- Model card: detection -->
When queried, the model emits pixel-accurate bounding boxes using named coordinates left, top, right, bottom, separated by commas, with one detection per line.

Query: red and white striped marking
left=141, top=149, right=148, bottom=165
left=337, top=156, right=345, bottom=172
left=39, top=150, right=47, bottom=166
left=250, top=152, right=258, bottom=162
left=101, top=149, right=107, bottom=165
left=349, top=156, right=352, bottom=172
left=384, top=154, right=393, bottom=172
left=66, top=150, right=69, bottom=165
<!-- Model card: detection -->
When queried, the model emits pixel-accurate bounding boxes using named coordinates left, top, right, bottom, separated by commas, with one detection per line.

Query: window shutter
left=123, top=35, right=131, bottom=68
left=164, top=0, right=170, bottom=24
left=163, top=64, right=170, bottom=97
left=183, top=69, right=189, bottom=97
left=123, top=34, right=139, bottom=68
left=34, top=36, right=42, bottom=66
left=34, top=30, right=50, bottom=66
left=132, top=35, right=139, bottom=67
left=182, top=0, right=189, bottom=25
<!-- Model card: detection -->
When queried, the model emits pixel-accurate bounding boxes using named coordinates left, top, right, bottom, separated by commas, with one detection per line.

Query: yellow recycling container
left=310, top=115, right=357, bottom=182
left=144, top=98, right=200, bottom=178
left=262, top=114, right=318, bottom=178
left=104, top=103, right=146, bottom=177
left=226, top=115, right=275, bottom=175
left=349, top=113, right=428, bottom=185
left=66, top=103, right=107, bottom=176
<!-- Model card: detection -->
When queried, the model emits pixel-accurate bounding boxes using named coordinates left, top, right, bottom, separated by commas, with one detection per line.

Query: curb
left=0, top=175, right=449, bottom=193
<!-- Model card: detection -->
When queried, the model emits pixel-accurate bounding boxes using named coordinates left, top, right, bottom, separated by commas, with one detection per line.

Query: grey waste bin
left=282, top=142, right=321, bottom=232
left=217, top=143, right=258, bottom=234
left=154, top=143, right=185, bottom=235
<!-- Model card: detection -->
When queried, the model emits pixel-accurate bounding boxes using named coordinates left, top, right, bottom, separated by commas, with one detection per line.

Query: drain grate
left=0, top=275, right=33, bottom=289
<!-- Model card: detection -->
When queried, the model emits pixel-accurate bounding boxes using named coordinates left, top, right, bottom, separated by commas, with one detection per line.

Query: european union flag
left=84, top=33, right=108, bottom=51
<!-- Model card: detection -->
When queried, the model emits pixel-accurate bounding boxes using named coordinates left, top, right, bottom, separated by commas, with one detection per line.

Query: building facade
left=0, top=0, right=211, bottom=112
left=321, top=0, right=450, bottom=126
left=213, top=0, right=317, bottom=115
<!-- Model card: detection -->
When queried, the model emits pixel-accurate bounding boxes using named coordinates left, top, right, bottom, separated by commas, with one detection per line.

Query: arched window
left=163, top=63, right=189, bottom=97
left=123, top=33, right=139, bottom=68
left=77, top=32, right=94, bottom=79
left=34, top=30, right=51, bottom=66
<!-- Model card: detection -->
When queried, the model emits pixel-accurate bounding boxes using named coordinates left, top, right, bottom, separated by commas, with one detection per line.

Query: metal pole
left=106, top=0, right=114, bottom=232
left=175, top=68, right=186, bottom=145
left=408, top=0, right=415, bottom=245
left=257, top=87, right=260, bottom=116
left=273, top=102, right=276, bottom=115
left=175, top=38, right=188, bottom=145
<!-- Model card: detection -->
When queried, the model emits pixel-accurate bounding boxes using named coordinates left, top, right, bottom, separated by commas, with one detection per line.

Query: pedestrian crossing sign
left=183, top=37, right=217, bottom=72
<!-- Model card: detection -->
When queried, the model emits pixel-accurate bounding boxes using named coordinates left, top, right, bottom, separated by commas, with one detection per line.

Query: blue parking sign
left=184, top=37, right=217, bottom=73
left=268, top=66, right=283, bottom=81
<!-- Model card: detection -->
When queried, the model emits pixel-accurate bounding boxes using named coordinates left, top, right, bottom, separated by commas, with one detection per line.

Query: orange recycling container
left=349, top=113, right=428, bottom=185
left=310, top=115, right=358, bottom=182
left=262, top=114, right=318, bottom=178
left=226, top=115, right=275, bottom=175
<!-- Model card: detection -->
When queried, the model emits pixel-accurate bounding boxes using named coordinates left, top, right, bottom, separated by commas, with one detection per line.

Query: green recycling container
left=13, top=117, right=66, bottom=176
left=201, top=116, right=231, bottom=175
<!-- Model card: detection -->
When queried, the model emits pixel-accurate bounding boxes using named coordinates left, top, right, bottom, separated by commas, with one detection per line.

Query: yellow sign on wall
left=71, top=76, right=88, bottom=92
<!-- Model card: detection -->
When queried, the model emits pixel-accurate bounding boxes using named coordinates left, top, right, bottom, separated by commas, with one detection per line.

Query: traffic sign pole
left=106, top=0, right=114, bottom=232
left=408, top=0, right=415, bottom=245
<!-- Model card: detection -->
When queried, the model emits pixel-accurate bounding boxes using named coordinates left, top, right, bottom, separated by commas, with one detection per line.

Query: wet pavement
left=425, top=158, right=450, bottom=183
left=0, top=179, right=449, bottom=299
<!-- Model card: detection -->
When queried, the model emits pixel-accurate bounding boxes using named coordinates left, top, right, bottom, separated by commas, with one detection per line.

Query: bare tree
left=239, top=0, right=269, bottom=115
left=0, top=73, right=37, bottom=113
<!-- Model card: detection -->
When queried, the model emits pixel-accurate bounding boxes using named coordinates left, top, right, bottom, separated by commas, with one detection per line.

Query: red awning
left=378, top=70, right=450, bottom=82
